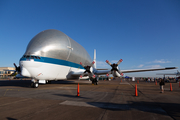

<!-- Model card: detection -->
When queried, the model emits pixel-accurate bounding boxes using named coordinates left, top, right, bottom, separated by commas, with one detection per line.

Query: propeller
left=105, top=59, right=124, bottom=76
left=13, top=63, right=21, bottom=74
left=80, top=61, right=95, bottom=78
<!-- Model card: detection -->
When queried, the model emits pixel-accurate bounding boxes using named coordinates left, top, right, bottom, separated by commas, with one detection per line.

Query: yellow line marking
left=3, top=89, right=20, bottom=96
left=0, top=99, right=30, bottom=107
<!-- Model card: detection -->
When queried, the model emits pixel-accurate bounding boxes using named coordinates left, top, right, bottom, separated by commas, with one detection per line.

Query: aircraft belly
left=35, top=63, right=70, bottom=80
left=66, top=67, right=84, bottom=79
left=55, top=65, right=71, bottom=79
left=22, top=61, right=70, bottom=80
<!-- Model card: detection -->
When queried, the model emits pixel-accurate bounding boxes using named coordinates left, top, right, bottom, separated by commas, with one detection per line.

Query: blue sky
left=0, top=0, right=180, bottom=77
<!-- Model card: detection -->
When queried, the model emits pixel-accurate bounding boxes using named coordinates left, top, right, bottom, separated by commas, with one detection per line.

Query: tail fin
left=93, top=49, right=96, bottom=68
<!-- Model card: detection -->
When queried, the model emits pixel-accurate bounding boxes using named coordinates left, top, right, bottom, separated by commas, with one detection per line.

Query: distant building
left=0, top=67, right=15, bottom=78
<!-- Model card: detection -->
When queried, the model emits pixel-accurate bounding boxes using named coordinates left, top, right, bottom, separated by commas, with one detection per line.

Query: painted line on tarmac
left=60, top=100, right=98, bottom=108
left=57, top=87, right=76, bottom=89
left=0, top=98, right=30, bottom=107
left=164, top=88, right=171, bottom=90
left=3, top=89, right=20, bottom=96
left=60, top=100, right=166, bottom=113
left=119, top=82, right=130, bottom=85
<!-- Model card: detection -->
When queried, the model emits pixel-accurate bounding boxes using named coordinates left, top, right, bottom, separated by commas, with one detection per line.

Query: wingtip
left=165, top=67, right=178, bottom=69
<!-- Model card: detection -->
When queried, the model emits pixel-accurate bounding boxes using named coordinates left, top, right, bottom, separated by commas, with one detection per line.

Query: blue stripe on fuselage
left=20, top=57, right=84, bottom=69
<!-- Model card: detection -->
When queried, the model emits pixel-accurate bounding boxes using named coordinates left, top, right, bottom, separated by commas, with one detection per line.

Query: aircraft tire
left=46, top=80, right=49, bottom=84
left=34, top=82, right=39, bottom=88
left=46, top=80, right=52, bottom=84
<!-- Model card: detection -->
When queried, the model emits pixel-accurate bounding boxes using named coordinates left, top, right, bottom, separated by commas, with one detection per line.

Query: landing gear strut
left=31, top=79, right=39, bottom=88
left=92, top=78, right=98, bottom=85
left=46, top=80, right=51, bottom=84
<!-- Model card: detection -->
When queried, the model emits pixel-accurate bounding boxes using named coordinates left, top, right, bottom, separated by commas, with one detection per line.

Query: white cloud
left=153, top=59, right=171, bottom=63
left=96, top=61, right=109, bottom=68
left=146, top=65, right=162, bottom=69
left=111, top=60, right=119, bottom=63
left=137, top=64, right=144, bottom=68
left=147, top=59, right=171, bottom=64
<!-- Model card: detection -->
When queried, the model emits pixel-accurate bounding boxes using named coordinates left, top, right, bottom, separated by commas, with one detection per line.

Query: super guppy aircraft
left=13, top=29, right=177, bottom=88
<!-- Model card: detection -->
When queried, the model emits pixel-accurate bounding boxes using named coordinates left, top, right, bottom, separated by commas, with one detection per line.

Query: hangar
left=0, top=67, right=15, bottom=78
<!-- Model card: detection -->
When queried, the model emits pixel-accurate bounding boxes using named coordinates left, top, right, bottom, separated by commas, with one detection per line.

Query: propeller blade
left=117, top=59, right=123, bottom=65
left=80, top=72, right=86, bottom=78
left=90, top=61, right=95, bottom=67
left=120, top=73, right=124, bottom=76
left=106, top=60, right=112, bottom=66
left=13, top=63, right=18, bottom=70
left=106, top=71, right=112, bottom=76
left=117, top=70, right=124, bottom=76
left=93, top=74, right=96, bottom=78
left=90, top=72, right=96, bottom=78
left=13, top=63, right=21, bottom=73
left=80, top=62, right=85, bottom=67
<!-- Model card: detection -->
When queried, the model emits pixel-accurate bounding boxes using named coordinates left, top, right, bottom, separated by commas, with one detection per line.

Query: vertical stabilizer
left=93, top=49, right=96, bottom=68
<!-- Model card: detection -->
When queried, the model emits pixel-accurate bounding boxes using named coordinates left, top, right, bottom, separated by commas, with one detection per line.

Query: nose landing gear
left=31, top=79, right=39, bottom=88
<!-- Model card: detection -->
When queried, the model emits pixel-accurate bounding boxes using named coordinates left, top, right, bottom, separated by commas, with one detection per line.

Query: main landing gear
left=31, top=79, right=39, bottom=88
left=91, top=78, right=98, bottom=85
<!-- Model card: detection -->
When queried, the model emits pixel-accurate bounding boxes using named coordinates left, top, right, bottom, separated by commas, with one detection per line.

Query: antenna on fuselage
left=93, top=49, right=96, bottom=69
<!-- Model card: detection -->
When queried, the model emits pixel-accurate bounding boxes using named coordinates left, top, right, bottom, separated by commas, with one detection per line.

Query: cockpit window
left=22, top=55, right=41, bottom=59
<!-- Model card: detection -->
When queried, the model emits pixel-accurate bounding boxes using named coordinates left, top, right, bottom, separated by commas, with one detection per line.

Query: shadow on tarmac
left=86, top=101, right=179, bottom=119
left=0, top=80, right=80, bottom=88
left=6, top=117, right=17, bottom=120
left=57, top=92, right=179, bottom=119
left=53, top=94, right=90, bottom=99
left=0, top=80, right=31, bottom=88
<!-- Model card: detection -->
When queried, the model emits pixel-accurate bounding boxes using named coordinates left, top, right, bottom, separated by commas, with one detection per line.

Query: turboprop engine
left=79, top=61, right=96, bottom=79
left=106, top=59, right=124, bottom=77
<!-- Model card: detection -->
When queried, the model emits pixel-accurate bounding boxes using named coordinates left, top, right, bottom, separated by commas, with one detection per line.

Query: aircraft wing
left=156, top=73, right=179, bottom=75
left=94, top=67, right=177, bottom=75
left=121, top=67, right=177, bottom=73
left=71, top=67, right=177, bottom=77
left=70, top=69, right=110, bottom=76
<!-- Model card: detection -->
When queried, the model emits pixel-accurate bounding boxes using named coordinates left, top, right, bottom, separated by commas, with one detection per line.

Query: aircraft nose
left=21, top=67, right=31, bottom=77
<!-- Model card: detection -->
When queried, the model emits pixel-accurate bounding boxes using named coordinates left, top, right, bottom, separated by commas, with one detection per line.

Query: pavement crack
left=97, top=86, right=119, bottom=120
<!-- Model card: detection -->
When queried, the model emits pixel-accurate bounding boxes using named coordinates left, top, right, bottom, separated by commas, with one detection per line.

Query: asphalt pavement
left=0, top=78, right=180, bottom=120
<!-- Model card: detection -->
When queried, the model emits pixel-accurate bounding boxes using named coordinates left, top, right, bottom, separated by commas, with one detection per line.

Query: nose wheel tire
left=31, top=82, right=39, bottom=88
